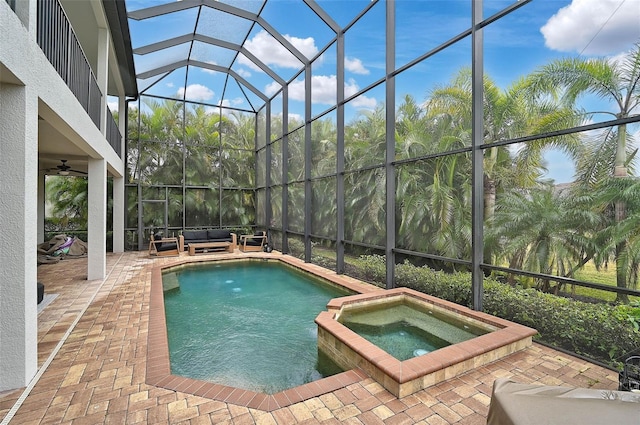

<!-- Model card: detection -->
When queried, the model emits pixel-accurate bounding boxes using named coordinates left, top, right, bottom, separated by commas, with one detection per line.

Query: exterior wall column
left=0, top=82, right=39, bottom=391
left=112, top=175, right=125, bottom=252
left=87, top=158, right=107, bottom=280
left=112, top=96, right=127, bottom=253
left=38, top=171, right=46, bottom=243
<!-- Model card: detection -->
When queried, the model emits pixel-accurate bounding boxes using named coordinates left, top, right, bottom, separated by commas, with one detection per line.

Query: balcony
left=36, top=0, right=121, bottom=158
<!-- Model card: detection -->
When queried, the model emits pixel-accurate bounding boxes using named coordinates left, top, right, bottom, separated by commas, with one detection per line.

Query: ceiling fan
left=45, top=159, right=87, bottom=176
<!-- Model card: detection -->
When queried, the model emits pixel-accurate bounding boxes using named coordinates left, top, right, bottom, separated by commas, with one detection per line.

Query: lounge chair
left=487, top=378, right=640, bottom=425
left=239, top=231, right=267, bottom=252
left=148, top=232, right=180, bottom=257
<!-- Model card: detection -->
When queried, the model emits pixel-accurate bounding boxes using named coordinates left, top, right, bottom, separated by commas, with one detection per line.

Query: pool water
left=344, top=321, right=450, bottom=361
left=340, top=303, right=488, bottom=361
left=162, top=261, right=350, bottom=393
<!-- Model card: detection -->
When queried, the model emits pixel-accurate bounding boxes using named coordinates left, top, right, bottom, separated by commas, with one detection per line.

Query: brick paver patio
left=0, top=251, right=619, bottom=424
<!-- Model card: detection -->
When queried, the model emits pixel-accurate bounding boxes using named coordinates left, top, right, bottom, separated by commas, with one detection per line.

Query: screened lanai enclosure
left=123, top=0, right=640, bottom=363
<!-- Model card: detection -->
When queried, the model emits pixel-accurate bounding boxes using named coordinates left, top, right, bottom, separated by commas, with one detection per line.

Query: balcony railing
left=36, top=0, right=122, bottom=158
left=107, top=108, right=122, bottom=157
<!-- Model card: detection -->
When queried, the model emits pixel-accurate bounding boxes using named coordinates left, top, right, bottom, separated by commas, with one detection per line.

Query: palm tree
left=45, top=175, right=115, bottom=244
left=46, top=175, right=88, bottom=221
left=133, top=98, right=184, bottom=185
left=221, top=111, right=255, bottom=189
left=345, top=104, right=386, bottom=171
left=394, top=94, right=473, bottom=262
left=585, top=177, right=640, bottom=295
left=527, top=44, right=640, bottom=301
left=430, top=70, right=581, bottom=218
left=310, top=117, right=337, bottom=177
left=395, top=155, right=473, bottom=264
left=424, top=69, right=581, bottom=264
left=343, top=104, right=386, bottom=247
left=489, top=183, right=600, bottom=292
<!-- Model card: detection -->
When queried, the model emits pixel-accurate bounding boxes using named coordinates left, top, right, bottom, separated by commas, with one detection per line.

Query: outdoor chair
left=619, top=355, right=640, bottom=391
left=148, top=232, right=180, bottom=257
left=239, top=231, right=267, bottom=252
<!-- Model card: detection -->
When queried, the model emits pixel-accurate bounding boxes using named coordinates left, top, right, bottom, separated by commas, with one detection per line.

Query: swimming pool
left=162, top=260, right=352, bottom=393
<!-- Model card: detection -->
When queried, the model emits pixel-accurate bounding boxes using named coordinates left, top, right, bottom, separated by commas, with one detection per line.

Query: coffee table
left=188, top=241, right=233, bottom=255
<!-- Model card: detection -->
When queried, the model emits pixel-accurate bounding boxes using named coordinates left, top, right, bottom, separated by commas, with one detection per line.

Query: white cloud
left=204, top=104, right=229, bottom=117
left=218, top=97, right=244, bottom=107
left=204, top=106, right=218, bottom=115
left=343, top=78, right=360, bottom=99
left=218, top=100, right=233, bottom=116
left=237, top=68, right=252, bottom=78
left=284, top=33, right=319, bottom=60
left=273, top=112, right=304, bottom=124
left=107, top=101, right=119, bottom=112
left=264, top=81, right=282, bottom=97
left=541, top=0, right=640, bottom=56
left=350, top=94, right=377, bottom=109
left=239, top=30, right=318, bottom=70
left=345, top=57, right=369, bottom=75
left=237, top=53, right=263, bottom=72
left=166, top=82, right=174, bottom=88
left=308, top=75, right=337, bottom=104
left=344, top=78, right=376, bottom=109
left=277, top=75, right=335, bottom=105
left=203, top=98, right=246, bottom=117
left=266, top=75, right=378, bottom=108
left=177, top=84, right=214, bottom=101
left=288, top=113, right=303, bottom=123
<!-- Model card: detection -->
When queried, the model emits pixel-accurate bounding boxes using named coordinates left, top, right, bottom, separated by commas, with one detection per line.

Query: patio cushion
left=157, top=241, right=178, bottom=252
left=207, top=229, right=231, bottom=240
left=153, top=233, right=163, bottom=248
left=184, top=230, right=208, bottom=241
left=244, top=232, right=265, bottom=246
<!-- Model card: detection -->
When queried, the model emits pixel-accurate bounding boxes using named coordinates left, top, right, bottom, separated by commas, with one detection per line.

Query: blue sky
left=120, top=0, right=640, bottom=183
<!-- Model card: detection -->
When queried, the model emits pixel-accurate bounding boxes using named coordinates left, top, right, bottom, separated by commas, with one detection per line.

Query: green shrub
left=613, top=302, right=640, bottom=332
left=356, top=255, right=640, bottom=367
left=356, top=255, right=387, bottom=286
left=483, top=282, right=637, bottom=365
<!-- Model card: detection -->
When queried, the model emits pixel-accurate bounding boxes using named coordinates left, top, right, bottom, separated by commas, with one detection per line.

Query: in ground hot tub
left=315, top=287, right=537, bottom=397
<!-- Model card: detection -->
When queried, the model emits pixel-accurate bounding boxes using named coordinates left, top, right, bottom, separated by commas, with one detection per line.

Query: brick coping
left=316, top=288, right=538, bottom=397
left=146, top=252, right=380, bottom=411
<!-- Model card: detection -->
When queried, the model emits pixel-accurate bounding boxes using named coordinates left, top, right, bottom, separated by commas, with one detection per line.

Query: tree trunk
left=615, top=198, right=630, bottom=303
left=616, top=241, right=630, bottom=303
left=483, top=174, right=496, bottom=274
left=614, top=121, right=629, bottom=303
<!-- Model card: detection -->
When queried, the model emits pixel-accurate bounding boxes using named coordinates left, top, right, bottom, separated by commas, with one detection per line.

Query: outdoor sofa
left=178, top=229, right=237, bottom=252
